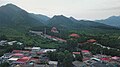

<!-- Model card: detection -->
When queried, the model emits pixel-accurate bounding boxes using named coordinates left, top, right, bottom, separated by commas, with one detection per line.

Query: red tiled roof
left=70, top=33, right=80, bottom=38
left=21, top=50, right=30, bottom=52
left=82, top=58, right=90, bottom=61
left=56, top=38, right=67, bottom=42
left=87, top=39, right=96, bottom=43
left=82, top=50, right=90, bottom=53
left=51, top=27, right=58, bottom=33
left=111, top=56, right=120, bottom=60
left=73, top=52, right=81, bottom=54
left=37, top=52, right=44, bottom=54
left=12, top=50, right=22, bottom=53
left=100, top=58, right=110, bottom=61
left=12, top=53, right=24, bottom=56
left=30, top=58, right=38, bottom=61
left=17, top=57, right=30, bottom=62
left=51, top=27, right=57, bottom=30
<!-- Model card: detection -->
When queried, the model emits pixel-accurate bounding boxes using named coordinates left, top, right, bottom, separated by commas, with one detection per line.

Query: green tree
left=67, top=39, right=78, bottom=52
left=0, top=62, right=10, bottom=67
left=0, top=35, right=7, bottom=40
left=57, top=50, right=73, bottom=67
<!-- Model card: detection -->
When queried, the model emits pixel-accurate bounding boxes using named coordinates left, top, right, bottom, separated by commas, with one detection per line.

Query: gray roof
left=91, top=62, right=107, bottom=67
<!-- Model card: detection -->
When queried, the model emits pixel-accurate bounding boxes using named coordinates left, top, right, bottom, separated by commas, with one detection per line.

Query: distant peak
left=69, top=16, right=76, bottom=20
left=69, top=16, right=74, bottom=18
left=52, top=15, right=68, bottom=19
left=5, top=3, right=16, bottom=6
left=0, top=3, right=25, bottom=12
left=69, top=16, right=78, bottom=22
left=1, top=3, right=18, bottom=8
left=53, top=15, right=65, bottom=17
left=108, top=15, right=120, bottom=19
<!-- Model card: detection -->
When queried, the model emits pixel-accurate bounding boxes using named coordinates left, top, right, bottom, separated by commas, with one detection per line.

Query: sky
left=0, top=0, right=120, bottom=20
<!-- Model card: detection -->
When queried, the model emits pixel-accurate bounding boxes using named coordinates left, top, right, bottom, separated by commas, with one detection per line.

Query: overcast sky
left=0, top=0, right=120, bottom=20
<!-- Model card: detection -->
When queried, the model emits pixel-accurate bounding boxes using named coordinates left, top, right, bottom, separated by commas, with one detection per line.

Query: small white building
left=24, top=47, right=32, bottom=50
left=32, top=47, right=41, bottom=52
left=42, top=49, right=56, bottom=53
left=48, top=61, right=58, bottom=65
left=0, top=40, right=7, bottom=46
left=17, top=42, right=23, bottom=45
left=8, top=41, right=17, bottom=45
left=8, top=58, right=19, bottom=63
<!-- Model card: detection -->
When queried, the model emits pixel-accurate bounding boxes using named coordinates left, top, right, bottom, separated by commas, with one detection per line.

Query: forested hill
left=46, top=15, right=119, bottom=30
left=0, top=4, right=119, bottom=37
left=0, top=4, right=45, bottom=36
left=0, top=4, right=45, bottom=28
left=96, top=16, right=120, bottom=28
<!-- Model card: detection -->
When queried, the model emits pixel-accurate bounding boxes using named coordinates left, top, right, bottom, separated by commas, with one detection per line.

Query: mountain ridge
left=46, top=15, right=119, bottom=30
left=0, top=4, right=119, bottom=37
left=96, top=16, right=120, bottom=27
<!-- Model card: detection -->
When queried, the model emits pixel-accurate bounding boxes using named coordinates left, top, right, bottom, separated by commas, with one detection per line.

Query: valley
left=0, top=4, right=120, bottom=67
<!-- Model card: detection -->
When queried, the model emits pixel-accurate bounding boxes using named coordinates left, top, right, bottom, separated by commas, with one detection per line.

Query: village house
left=0, top=40, right=7, bottom=46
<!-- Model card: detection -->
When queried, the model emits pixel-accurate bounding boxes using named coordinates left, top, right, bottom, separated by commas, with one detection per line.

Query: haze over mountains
left=0, top=4, right=119, bottom=35
left=96, top=16, right=120, bottom=28
left=46, top=15, right=118, bottom=30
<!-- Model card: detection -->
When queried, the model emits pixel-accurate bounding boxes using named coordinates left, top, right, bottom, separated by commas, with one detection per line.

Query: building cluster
left=0, top=40, right=23, bottom=46
left=73, top=50, right=120, bottom=67
left=29, top=30, right=67, bottom=43
left=0, top=47, right=57, bottom=67
left=1, top=30, right=120, bottom=67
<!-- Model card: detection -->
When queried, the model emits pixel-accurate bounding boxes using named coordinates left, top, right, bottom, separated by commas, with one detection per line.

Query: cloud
left=90, top=6, right=120, bottom=11
left=102, top=6, right=120, bottom=10
left=0, top=0, right=9, bottom=6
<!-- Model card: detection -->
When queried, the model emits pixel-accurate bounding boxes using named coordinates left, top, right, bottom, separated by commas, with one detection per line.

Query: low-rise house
left=90, top=57, right=101, bottom=62
left=73, top=61, right=87, bottom=67
left=12, top=50, right=22, bottom=53
left=51, top=27, right=59, bottom=33
left=21, top=50, right=30, bottom=56
left=56, top=38, right=67, bottom=42
left=8, top=57, right=19, bottom=64
left=82, top=50, right=92, bottom=58
left=90, top=62, right=107, bottom=67
left=40, top=57, right=49, bottom=64
left=24, top=47, right=32, bottom=50
left=17, top=42, right=23, bottom=45
left=48, top=61, right=58, bottom=67
left=111, top=56, right=120, bottom=60
left=2, top=53, right=13, bottom=59
left=0, top=40, right=7, bottom=46
left=15, top=57, right=30, bottom=64
left=32, top=47, right=41, bottom=52
left=12, top=57, right=31, bottom=67
left=41, top=49, right=56, bottom=53
left=8, top=41, right=17, bottom=45
left=87, top=39, right=97, bottom=43
left=73, top=52, right=81, bottom=55
left=69, top=33, right=80, bottom=38
left=29, top=57, right=40, bottom=64
left=29, top=30, right=43, bottom=36
left=100, top=57, right=111, bottom=62
left=11, top=53, right=24, bottom=58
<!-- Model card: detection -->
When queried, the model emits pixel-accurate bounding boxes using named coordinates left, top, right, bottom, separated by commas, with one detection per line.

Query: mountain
left=0, top=4, right=119, bottom=37
left=47, top=15, right=119, bottom=30
left=0, top=4, right=44, bottom=28
left=69, top=17, right=78, bottom=22
left=47, top=15, right=80, bottom=29
left=0, top=4, right=44, bottom=36
left=29, top=13, right=50, bottom=24
left=96, top=16, right=120, bottom=27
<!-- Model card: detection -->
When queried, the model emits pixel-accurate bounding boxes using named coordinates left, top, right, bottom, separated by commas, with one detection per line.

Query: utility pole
left=44, top=28, right=46, bottom=35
